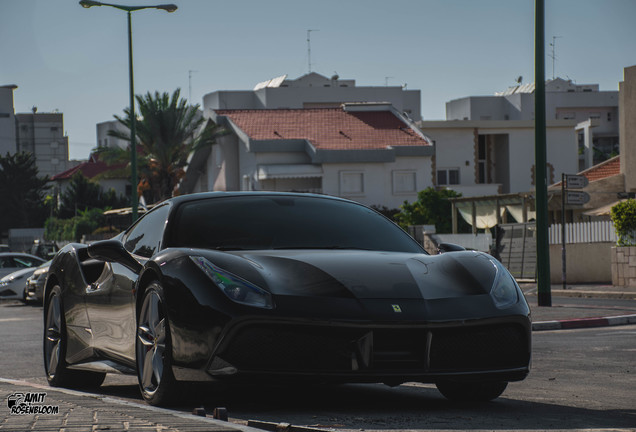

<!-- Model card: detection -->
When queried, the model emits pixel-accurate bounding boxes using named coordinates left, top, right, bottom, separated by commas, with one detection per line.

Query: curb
left=532, top=314, right=636, bottom=331
left=0, top=377, right=261, bottom=432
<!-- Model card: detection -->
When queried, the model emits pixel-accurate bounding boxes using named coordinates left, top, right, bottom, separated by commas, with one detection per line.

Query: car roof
left=165, top=191, right=355, bottom=206
left=0, top=252, right=46, bottom=260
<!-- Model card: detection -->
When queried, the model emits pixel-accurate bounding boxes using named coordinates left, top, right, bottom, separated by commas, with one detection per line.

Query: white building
left=420, top=119, right=578, bottom=197
left=204, top=72, right=422, bottom=121
left=446, top=78, right=619, bottom=170
left=183, top=103, right=434, bottom=209
left=0, top=85, right=18, bottom=155
left=96, top=120, right=129, bottom=150
left=0, top=84, right=73, bottom=178
left=14, top=111, right=72, bottom=178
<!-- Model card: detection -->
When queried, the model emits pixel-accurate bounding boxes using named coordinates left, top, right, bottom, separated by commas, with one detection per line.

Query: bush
left=45, top=208, right=107, bottom=242
left=610, top=199, right=636, bottom=246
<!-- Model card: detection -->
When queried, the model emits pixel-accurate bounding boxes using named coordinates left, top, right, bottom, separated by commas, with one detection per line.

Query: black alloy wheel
left=43, top=285, right=105, bottom=388
left=136, top=282, right=177, bottom=406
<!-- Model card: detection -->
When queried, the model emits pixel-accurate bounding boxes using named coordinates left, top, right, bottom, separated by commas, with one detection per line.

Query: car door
left=84, top=204, right=170, bottom=365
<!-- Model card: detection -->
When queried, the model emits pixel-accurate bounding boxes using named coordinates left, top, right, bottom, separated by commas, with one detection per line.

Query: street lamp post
left=79, top=1, right=177, bottom=223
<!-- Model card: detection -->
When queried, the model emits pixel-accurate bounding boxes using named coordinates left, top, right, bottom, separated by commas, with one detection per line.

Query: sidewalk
left=520, top=282, right=636, bottom=331
left=0, top=378, right=259, bottom=432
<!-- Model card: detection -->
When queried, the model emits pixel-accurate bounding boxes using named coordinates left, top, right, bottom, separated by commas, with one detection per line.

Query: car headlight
left=490, top=260, right=519, bottom=309
left=190, top=256, right=274, bottom=309
left=33, top=267, right=49, bottom=280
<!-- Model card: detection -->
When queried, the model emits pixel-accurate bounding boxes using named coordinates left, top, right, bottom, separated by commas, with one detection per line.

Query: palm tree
left=101, top=89, right=225, bottom=203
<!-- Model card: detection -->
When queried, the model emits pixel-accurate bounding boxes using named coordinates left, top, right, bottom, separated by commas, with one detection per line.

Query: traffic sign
left=566, top=190, right=590, bottom=205
left=566, top=175, right=588, bottom=189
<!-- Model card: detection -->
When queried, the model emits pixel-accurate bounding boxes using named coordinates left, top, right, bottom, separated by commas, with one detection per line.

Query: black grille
left=429, top=324, right=529, bottom=371
left=216, top=323, right=528, bottom=373
left=219, top=325, right=360, bottom=371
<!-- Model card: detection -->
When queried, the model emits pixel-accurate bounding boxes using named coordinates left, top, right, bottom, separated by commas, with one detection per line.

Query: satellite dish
left=516, top=76, right=523, bottom=84
left=331, top=74, right=339, bottom=81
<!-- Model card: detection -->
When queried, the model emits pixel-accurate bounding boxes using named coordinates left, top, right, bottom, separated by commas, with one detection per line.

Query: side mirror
left=87, top=239, right=142, bottom=273
left=437, top=242, right=466, bottom=254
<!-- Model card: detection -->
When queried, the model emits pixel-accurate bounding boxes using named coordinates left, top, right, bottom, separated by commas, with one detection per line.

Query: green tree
left=57, top=172, right=127, bottom=219
left=0, top=152, right=49, bottom=231
left=102, top=88, right=226, bottom=203
left=395, top=187, right=466, bottom=233
left=610, top=199, right=636, bottom=246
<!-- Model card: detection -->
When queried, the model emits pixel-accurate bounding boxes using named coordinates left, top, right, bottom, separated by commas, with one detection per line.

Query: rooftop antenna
left=385, top=76, right=394, bottom=86
left=188, top=70, right=198, bottom=104
left=307, top=29, right=319, bottom=73
left=549, top=36, right=562, bottom=80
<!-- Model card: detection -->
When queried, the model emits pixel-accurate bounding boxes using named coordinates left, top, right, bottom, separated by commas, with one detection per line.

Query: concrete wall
left=321, top=156, right=432, bottom=209
left=611, top=246, right=636, bottom=287
left=620, top=65, right=636, bottom=193
left=549, top=242, right=613, bottom=283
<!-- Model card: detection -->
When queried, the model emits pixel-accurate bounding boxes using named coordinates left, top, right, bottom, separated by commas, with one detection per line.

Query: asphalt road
left=2, top=300, right=635, bottom=431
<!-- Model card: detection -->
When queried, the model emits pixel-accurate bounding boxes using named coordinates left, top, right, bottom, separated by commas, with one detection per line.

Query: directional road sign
left=566, top=174, right=589, bottom=189
left=566, top=190, right=590, bottom=205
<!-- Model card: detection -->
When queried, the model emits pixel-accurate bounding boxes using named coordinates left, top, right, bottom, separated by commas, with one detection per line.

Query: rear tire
left=43, top=286, right=106, bottom=388
left=136, top=282, right=177, bottom=406
left=436, top=380, right=508, bottom=402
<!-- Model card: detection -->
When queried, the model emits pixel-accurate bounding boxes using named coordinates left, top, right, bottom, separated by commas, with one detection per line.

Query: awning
left=582, top=199, right=626, bottom=217
left=257, top=164, right=323, bottom=180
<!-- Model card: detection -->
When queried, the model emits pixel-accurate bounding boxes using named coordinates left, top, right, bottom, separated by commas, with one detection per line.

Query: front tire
left=43, top=286, right=105, bottom=388
left=436, top=380, right=508, bottom=402
left=136, top=282, right=177, bottom=406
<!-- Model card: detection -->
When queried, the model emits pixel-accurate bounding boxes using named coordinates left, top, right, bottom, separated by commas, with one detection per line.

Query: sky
left=1, top=0, right=635, bottom=160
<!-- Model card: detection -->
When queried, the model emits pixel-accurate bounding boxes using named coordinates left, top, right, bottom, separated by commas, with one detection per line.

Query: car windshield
left=170, top=195, right=424, bottom=253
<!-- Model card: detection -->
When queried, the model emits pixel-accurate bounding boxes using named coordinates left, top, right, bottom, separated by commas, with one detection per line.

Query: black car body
left=43, top=192, right=531, bottom=405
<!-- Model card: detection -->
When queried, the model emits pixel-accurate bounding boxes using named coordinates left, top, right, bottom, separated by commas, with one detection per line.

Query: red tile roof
left=51, top=155, right=126, bottom=181
left=215, top=108, right=431, bottom=150
left=579, top=155, right=620, bottom=182
left=550, top=155, right=621, bottom=188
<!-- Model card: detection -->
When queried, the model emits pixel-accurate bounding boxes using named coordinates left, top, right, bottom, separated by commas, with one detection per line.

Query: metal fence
left=548, top=220, right=617, bottom=244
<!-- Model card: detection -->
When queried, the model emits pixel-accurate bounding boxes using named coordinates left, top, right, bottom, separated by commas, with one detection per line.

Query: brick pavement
left=0, top=378, right=256, bottom=432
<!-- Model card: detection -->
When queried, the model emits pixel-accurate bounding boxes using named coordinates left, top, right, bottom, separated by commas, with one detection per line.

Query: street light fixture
left=79, top=0, right=177, bottom=223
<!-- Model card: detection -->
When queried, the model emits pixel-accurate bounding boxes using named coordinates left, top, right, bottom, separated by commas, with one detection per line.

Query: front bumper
left=180, top=316, right=531, bottom=384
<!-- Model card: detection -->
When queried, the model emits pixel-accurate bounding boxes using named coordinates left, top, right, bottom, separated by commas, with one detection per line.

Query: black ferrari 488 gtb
left=43, top=192, right=531, bottom=405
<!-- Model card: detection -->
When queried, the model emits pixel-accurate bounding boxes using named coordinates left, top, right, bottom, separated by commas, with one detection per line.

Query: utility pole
left=307, top=29, right=319, bottom=73
left=535, top=0, right=552, bottom=307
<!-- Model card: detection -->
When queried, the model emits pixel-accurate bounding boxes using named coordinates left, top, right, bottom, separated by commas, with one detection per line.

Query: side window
left=123, top=204, right=171, bottom=258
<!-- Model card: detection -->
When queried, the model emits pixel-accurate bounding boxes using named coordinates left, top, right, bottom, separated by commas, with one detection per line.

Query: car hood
left=213, top=249, right=499, bottom=300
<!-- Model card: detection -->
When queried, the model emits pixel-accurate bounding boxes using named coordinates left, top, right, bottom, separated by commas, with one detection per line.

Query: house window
left=590, top=112, right=601, bottom=119
left=477, top=135, right=487, bottom=184
left=437, top=168, right=460, bottom=186
left=560, top=112, right=576, bottom=120
left=607, top=112, right=612, bottom=122
left=392, top=171, right=416, bottom=194
left=340, top=171, right=364, bottom=195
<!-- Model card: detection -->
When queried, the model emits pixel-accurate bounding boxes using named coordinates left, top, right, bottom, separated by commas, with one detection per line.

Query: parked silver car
left=23, top=260, right=51, bottom=304
left=0, top=253, right=46, bottom=300
left=0, top=253, right=45, bottom=279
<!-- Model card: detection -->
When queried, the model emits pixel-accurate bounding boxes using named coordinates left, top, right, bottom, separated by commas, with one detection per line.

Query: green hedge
left=610, top=199, right=636, bottom=246
left=44, top=208, right=106, bottom=243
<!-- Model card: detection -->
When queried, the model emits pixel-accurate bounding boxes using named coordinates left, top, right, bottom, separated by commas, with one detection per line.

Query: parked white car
left=0, top=267, right=38, bottom=300
left=0, top=253, right=45, bottom=279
